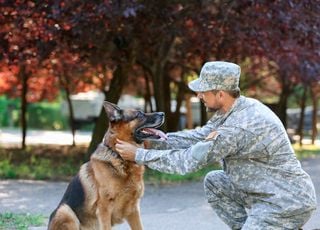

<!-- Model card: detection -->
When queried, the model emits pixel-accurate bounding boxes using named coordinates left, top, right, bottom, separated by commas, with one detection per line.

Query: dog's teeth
left=142, top=128, right=151, bottom=134
left=141, top=128, right=167, bottom=139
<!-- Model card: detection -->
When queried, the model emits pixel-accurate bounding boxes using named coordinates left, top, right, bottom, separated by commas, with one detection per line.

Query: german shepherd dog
left=48, top=101, right=165, bottom=230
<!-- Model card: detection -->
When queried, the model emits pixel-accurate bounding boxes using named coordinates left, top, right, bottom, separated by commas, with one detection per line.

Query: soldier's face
left=197, top=91, right=223, bottom=112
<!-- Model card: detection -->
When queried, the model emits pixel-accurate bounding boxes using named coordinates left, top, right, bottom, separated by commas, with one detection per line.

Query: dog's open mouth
left=134, top=115, right=167, bottom=142
left=136, top=127, right=167, bottom=140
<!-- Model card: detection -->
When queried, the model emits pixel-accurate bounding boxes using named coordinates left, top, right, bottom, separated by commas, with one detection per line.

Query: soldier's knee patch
left=203, top=170, right=228, bottom=202
left=204, top=170, right=225, bottom=184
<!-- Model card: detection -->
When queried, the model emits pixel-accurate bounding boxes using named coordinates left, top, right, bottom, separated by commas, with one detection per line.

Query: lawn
left=0, top=144, right=319, bottom=182
left=0, top=213, right=45, bottom=230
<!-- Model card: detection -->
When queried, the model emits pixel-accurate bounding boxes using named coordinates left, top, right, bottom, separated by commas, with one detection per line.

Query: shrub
left=0, top=96, right=69, bottom=130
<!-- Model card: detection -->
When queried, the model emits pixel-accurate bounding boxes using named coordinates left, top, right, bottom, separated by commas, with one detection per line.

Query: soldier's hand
left=205, top=131, right=218, bottom=140
left=115, top=139, right=138, bottom=161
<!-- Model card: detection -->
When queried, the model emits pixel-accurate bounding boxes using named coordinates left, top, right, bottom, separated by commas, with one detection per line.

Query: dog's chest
left=123, top=175, right=144, bottom=197
left=118, top=164, right=144, bottom=196
left=110, top=171, right=144, bottom=225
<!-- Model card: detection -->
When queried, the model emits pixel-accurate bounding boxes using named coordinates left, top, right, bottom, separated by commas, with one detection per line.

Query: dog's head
left=103, top=101, right=165, bottom=145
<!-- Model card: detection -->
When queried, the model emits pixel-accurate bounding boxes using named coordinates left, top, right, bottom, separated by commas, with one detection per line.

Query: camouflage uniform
left=135, top=62, right=317, bottom=229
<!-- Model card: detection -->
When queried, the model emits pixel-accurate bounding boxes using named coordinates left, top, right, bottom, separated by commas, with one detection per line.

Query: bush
left=0, top=160, right=17, bottom=178
left=0, top=96, right=69, bottom=130
left=0, top=96, right=20, bottom=127
left=27, top=102, right=69, bottom=130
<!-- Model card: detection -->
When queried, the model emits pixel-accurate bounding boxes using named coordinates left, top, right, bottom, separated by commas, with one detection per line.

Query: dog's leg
left=96, top=193, right=113, bottom=230
left=48, top=204, right=80, bottom=230
left=96, top=207, right=112, bottom=230
left=126, top=208, right=143, bottom=230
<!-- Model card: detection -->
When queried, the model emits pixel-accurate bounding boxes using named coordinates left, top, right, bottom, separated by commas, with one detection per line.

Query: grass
left=293, top=144, right=320, bottom=159
left=0, top=213, right=45, bottom=230
left=0, top=144, right=319, bottom=183
left=0, top=146, right=86, bottom=181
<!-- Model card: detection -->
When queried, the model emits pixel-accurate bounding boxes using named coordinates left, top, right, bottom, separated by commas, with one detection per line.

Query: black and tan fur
left=48, top=101, right=165, bottom=230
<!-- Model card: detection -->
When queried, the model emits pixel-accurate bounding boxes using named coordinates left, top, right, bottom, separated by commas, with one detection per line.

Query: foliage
left=0, top=1, right=59, bottom=101
left=0, top=96, right=10, bottom=126
left=27, top=102, right=69, bottom=130
left=0, top=0, right=319, bottom=150
left=229, top=0, right=320, bottom=125
left=0, top=96, right=69, bottom=130
left=1, top=0, right=318, bottom=99
left=0, top=212, right=45, bottom=230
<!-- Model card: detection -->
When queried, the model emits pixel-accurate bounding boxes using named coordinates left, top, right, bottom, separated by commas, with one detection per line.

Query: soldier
left=116, top=61, right=317, bottom=229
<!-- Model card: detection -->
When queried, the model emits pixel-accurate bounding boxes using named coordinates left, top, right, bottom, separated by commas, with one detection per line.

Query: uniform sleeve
left=147, top=119, right=219, bottom=150
left=136, top=126, right=245, bottom=175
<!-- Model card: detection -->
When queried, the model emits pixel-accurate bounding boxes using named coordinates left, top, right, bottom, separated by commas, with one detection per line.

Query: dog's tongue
left=144, top=128, right=167, bottom=140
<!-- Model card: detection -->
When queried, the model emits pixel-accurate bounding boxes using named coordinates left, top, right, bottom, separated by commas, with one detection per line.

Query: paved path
left=0, top=128, right=92, bottom=146
left=0, top=156, right=320, bottom=229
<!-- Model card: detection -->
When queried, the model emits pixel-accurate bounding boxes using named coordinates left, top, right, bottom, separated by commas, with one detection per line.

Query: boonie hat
left=188, top=61, right=241, bottom=92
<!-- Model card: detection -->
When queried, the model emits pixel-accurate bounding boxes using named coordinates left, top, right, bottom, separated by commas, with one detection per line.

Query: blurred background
left=0, top=1, right=319, bottom=153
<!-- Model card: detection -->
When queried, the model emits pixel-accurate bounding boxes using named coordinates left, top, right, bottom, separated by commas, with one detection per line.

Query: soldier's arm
left=136, top=126, right=244, bottom=174
left=147, top=119, right=218, bottom=150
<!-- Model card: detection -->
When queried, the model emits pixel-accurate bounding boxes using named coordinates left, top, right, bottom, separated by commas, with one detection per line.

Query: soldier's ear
left=103, top=101, right=123, bottom=122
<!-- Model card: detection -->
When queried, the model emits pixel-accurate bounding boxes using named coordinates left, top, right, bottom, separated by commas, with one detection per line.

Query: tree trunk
left=19, top=65, right=29, bottom=150
left=65, top=83, right=76, bottom=146
left=200, top=103, right=207, bottom=126
left=59, top=74, right=76, bottom=146
left=153, top=64, right=166, bottom=118
left=185, top=95, right=193, bottom=129
left=151, top=37, right=176, bottom=131
left=277, top=82, right=291, bottom=128
left=166, top=80, right=185, bottom=132
left=172, top=81, right=185, bottom=130
left=86, top=64, right=127, bottom=157
left=143, top=71, right=153, bottom=112
left=163, top=71, right=173, bottom=131
left=297, top=86, right=307, bottom=146
left=310, top=86, right=318, bottom=144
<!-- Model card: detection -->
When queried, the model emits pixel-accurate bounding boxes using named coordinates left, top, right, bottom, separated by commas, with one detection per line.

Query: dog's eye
left=136, top=111, right=144, bottom=119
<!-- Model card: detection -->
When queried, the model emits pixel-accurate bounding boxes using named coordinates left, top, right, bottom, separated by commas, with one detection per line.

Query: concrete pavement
left=0, top=128, right=92, bottom=146
left=0, top=156, right=320, bottom=229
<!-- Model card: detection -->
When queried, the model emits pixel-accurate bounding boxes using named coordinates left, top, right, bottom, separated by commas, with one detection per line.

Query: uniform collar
left=210, top=96, right=245, bottom=122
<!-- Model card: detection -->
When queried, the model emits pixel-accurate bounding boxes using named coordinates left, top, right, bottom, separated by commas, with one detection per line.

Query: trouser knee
left=203, top=170, right=247, bottom=229
left=203, top=170, right=227, bottom=202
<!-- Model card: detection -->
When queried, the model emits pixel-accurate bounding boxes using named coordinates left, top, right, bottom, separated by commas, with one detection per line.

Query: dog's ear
left=103, top=101, right=123, bottom=122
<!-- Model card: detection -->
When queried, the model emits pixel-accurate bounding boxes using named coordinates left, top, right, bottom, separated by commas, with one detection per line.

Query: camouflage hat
left=188, top=61, right=241, bottom=92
